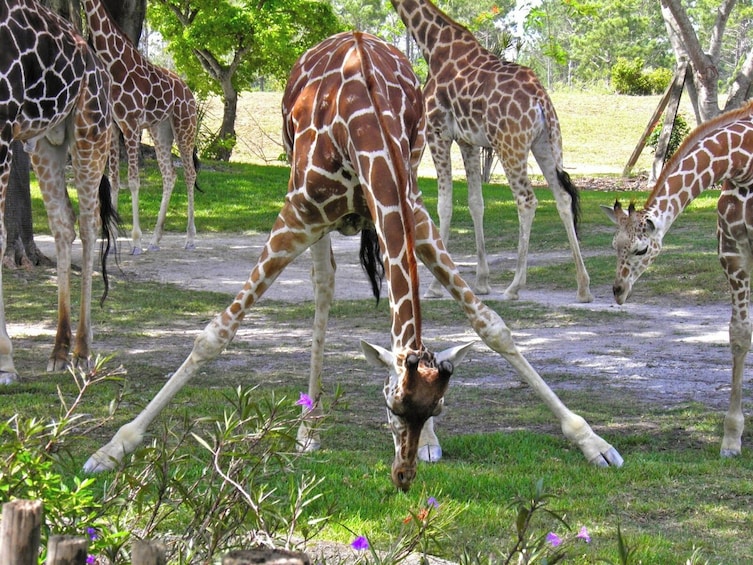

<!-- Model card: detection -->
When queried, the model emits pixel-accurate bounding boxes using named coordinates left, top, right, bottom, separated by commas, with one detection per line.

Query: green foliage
left=147, top=0, right=343, bottom=98
left=647, top=113, right=691, bottom=158
left=611, top=58, right=656, bottom=95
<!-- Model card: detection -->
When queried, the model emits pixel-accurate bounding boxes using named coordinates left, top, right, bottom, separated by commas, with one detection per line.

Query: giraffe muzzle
left=391, top=463, right=417, bottom=492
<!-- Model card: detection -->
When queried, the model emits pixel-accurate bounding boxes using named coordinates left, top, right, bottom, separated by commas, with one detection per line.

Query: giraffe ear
left=435, top=341, right=475, bottom=368
left=360, top=340, right=393, bottom=368
left=601, top=205, right=621, bottom=225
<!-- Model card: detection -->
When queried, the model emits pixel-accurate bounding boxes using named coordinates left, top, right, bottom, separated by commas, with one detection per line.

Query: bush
left=647, top=113, right=691, bottom=158
left=611, top=58, right=671, bottom=95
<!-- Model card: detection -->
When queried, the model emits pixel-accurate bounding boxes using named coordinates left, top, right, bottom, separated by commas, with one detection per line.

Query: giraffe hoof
left=577, top=291, right=594, bottom=303
left=720, top=448, right=741, bottom=458
left=184, top=243, right=196, bottom=251
left=0, top=370, right=19, bottom=385
left=418, top=444, right=442, bottom=462
left=423, top=287, right=445, bottom=299
left=147, top=244, right=161, bottom=252
left=589, top=447, right=624, bottom=468
left=130, top=246, right=143, bottom=256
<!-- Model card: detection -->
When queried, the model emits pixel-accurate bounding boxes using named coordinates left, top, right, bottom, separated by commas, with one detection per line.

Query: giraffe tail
left=97, top=175, right=122, bottom=306
left=557, top=168, right=581, bottom=237
left=359, top=226, right=384, bottom=305
left=193, top=147, right=203, bottom=193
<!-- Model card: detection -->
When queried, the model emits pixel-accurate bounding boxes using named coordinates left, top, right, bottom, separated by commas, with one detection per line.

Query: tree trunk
left=213, top=77, right=238, bottom=162
left=3, top=142, right=51, bottom=269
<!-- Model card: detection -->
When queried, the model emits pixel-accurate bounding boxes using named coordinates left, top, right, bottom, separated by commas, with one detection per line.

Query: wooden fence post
left=45, top=535, right=88, bottom=565
left=222, top=548, right=311, bottom=564
left=0, top=499, right=43, bottom=565
left=132, top=539, right=167, bottom=565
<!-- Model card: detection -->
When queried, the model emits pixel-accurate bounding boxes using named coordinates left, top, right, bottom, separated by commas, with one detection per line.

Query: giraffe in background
left=85, top=32, right=621, bottom=490
left=81, top=0, right=199, bottom=255
left=603, top=99, right=753, bottom=459
left=0, top=0, right=119, bottom=383
left=390, top=0, right=592, bottom=303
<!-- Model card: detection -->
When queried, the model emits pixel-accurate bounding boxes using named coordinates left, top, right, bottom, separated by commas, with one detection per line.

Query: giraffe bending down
left=603, top=99, right=753, bottom=458
left=82, top=0, right=199, bottom=255
left=391, top=0, right=592, bottom=303
left=85, top=32, right=621, bottom=490
left=0, top=0, right=119, bottom=383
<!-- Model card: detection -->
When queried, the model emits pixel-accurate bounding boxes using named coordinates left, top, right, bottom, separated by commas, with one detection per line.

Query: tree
left=148, top=0, right=342, bottom=161
left=661, top=0, right=753, bottom=122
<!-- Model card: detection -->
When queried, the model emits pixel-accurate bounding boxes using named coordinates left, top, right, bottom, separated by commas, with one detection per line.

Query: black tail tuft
left=193, top=148, right=203, bottom=193
left=97, top=175, right=122, bottom=306
left=557, top=169, right=581, bottom=237
left=359, top=227, right=384, bottom=305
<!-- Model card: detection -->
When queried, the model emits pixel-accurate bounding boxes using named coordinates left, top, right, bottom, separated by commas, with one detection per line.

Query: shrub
left=647, top=113, right=691, bottom=158
left=611, top=58, right=671, bottom=95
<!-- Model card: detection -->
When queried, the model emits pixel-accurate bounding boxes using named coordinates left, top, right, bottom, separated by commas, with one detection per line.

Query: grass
left=5, top=91, right=746, bottom=563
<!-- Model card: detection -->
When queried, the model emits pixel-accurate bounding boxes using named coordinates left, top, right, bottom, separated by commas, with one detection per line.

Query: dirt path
left=30, top=230, right=741, bottom=415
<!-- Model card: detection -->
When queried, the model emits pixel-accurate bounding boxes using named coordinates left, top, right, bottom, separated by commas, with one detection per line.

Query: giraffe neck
left=644, top=101, right=753, bottom=235
left=389, top=0, right=480, bottom=74
left=81, top=0, right=134, bottom=68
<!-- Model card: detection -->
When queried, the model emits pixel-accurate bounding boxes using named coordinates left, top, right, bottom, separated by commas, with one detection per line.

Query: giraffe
left=602, top=99, right=753, bottom=459
left=0, top=0, right=119, bottom=383
left=84, top=32, right=622, bottom=491
left=81, top=0, right=199, bottom=255
left=390, top=0, right=592, bottom=303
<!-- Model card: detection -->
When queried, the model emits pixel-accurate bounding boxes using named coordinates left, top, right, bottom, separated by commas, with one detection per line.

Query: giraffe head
left=602, top=201, right=664, bottom=305
left=361, top=340, right=473, bottom=491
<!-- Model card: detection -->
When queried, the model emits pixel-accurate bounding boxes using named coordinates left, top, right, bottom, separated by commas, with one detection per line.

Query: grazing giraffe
left=390, top=0, right=592, bottom=303
left=81, top=0, right=199, bottom=255
left=84, top=32, right=621, bottom=490
left=603, top=99, right=753, bottom=458
left=0, top=0, right=119, bottom=383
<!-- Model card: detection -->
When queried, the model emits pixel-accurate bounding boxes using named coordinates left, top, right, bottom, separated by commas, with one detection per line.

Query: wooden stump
left=222, top=548, right=311, bottom=564
left=45, top=535, right=88, bottom=565
left=132, top=539, right=167, bottom=565
left=0, top=499, right=43, bottom=565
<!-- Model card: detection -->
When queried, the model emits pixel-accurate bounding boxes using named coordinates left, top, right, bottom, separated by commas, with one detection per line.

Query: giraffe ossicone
left=390, top=0, right=592, bottom=304
left=85, top=31, right=621, bottom=490
left=82, top=0, right=200, bottom=255
left=0, top=0, right=119, bottom=383
left=604, top=99, right=753, bottom=458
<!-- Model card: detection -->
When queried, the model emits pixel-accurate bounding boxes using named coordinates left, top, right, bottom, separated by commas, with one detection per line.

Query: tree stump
left=45, top=535, right=88, bottom=565
left=222, top=548, right=311, bottom=565
left=0, top=499, right=43, bottom=565
left=132, top=539, right=166, bottom=565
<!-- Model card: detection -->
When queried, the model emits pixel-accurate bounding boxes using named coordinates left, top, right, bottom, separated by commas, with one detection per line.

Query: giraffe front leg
left=458, top=141, right=490, bottom=295
left=414, top=210, right=623, bottom=467
left=148, top=122, right=178, bottom=251
left=297, top=236, right=335, bottom=452
left=721, top=314, right=750, bottom=457
left=425, top=133, right=453, bottom=299
left=0, top=153, right=19, bottom=384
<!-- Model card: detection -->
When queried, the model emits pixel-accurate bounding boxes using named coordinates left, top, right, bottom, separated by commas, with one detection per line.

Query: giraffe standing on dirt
left=390, top=0, right=592, bottom=303
left=0, top=0, right=119, bottom=383
left=84, top=32, right=621, bottom=490
left=603, top=99, right=753, bottom=459
left=81, top=0, right=200, bottom=255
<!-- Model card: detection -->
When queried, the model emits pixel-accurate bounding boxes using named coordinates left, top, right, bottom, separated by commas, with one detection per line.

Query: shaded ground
left=26, top=230, right=740, bottom=417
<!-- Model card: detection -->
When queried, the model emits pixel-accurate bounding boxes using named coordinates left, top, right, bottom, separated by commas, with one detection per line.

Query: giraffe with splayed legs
left=81, top=0, right=199, bottom=255
left=0, top=0, right=119, bottom=383
left=85, top=32, right=621, bottom=490
left=603, top=99, right=753, bottom=458
left=390, top=0, right=592, bottom=303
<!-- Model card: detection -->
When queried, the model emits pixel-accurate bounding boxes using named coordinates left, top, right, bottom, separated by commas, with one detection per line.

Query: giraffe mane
left=650, top=99, right=753, bottom=200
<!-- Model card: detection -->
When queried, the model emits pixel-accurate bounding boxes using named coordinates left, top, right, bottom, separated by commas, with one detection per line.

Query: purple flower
left=86, top=556, right=96, bottom=565
left=296, top=392, right=314, bottom=411
left=86, top=527, right=98, bottom=541
left=351, top=536, right=369, bottom=551
left=427, top=496, right=439, bottom=508
left=546, top=532, right=562, bottom=547
left=577, top=526, right=591, bottom=543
